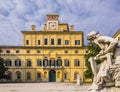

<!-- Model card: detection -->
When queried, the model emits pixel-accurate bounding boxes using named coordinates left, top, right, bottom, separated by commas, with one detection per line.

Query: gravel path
left=0, top=83, right=90, bottom=92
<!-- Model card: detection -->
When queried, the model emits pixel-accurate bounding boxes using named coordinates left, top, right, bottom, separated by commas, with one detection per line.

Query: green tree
left=84, top=42, right=101, bottom=79
left=0, top=49, right=8, bottom=79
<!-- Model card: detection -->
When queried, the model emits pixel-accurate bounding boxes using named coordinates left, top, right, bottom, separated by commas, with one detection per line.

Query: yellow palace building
left=113, top=29, right=120, bottom=40
left=0, top=14, right=86, bottom=82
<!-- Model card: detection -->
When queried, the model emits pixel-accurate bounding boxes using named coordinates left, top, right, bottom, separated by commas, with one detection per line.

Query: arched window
left=16, top=71, right=21, bottom=79
left=15, top=59, right=21, bottom=66
left=57, top=59, right=62, bottom=66
left=27, top=72, right=31, bottom=80
left=43, top=59, right=48, bottom=67
left=37, top=59, right=42, bottom=66
left=27, top=59, right=31, bottom=66
left=74, top=72, right=79, bottom=80
left=37, top=72, right=41, bottom=79
left=5, top=59, right=12, bottom=66
left=7, top=71, right=12, bottom=80
left=50, top=59, right=55, bottom=66
left=64, top=72, right=68, bottom=79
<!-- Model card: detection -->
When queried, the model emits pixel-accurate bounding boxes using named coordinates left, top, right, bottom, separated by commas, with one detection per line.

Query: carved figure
left=87, top=31, right=120, bottom=91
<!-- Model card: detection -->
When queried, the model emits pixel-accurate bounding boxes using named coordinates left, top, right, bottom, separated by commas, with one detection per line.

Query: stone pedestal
left=88, top=87, right=120, bottom=92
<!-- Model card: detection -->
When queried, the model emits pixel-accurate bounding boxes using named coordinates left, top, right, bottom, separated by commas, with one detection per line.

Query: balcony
left=43, top=66, right=62, bottom=69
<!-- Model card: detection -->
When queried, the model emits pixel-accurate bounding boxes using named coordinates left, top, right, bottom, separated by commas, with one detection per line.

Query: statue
left=76, top=74, right=82, bottom=85
left=87, top=31, right=120, bottom=92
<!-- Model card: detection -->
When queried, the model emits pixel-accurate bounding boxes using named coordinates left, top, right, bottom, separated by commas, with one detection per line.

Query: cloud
left=0, top=0, right=120, bottom=45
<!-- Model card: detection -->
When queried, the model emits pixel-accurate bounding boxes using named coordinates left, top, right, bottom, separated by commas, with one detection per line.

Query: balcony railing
left=43, top=66, right=62, bottom=69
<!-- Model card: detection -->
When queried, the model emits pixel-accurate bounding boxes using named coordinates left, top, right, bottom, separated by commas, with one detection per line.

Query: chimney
left=70, top=25, right=74, bottom=31
left=31, top=25, right=35, bottom=31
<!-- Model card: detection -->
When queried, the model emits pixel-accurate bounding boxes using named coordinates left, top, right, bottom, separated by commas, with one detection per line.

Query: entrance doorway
left=49, top=70, right=56, bottom=82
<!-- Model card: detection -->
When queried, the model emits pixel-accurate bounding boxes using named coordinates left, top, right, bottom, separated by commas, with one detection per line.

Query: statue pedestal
left=88, top=87, right=120, bottom=92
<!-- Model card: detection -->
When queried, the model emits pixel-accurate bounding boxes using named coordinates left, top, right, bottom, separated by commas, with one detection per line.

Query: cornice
left=113, top=29, right=120, bottom=38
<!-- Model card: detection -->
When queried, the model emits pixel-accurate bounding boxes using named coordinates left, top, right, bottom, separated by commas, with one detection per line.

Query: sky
left=0, top=0, right=120, bottom=46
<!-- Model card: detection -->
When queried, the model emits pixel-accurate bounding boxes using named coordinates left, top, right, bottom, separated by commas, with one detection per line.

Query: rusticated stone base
left=88, top=87, right=120, bottom=92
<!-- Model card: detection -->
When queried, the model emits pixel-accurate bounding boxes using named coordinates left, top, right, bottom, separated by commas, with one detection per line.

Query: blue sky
left=0, top=0, right=120, bottom=45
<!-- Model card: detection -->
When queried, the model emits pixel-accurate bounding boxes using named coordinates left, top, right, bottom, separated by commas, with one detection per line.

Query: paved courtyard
left=0, top=82, right=90, bottom=92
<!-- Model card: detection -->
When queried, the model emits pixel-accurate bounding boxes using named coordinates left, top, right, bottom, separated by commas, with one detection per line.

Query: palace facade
left=113, top=29, right=120, bottom=40
left=0, top=14, right=86, bottom=82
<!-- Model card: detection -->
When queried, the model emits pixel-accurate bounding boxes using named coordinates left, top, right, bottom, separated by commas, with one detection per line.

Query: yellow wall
left=1, top=47, right=86, bottom=82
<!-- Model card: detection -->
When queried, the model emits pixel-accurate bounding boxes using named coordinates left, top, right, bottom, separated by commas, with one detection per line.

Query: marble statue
left=76, top=74, right=82, bottom=85
left=87, top=31, right=120, bottom=92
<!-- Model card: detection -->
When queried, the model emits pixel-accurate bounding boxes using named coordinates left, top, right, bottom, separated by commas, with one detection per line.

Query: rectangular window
left=51, top=39, right=54, bottom=45
left=37, top=59, right=42, bottom=66
left=64, top=50, right=68, bottom=53
left=75, top=50, right=78, bottom=54
left=6, top=50, right=10, bottom=54
left=58, top=39, right=61, bottom=45
left=27, top=60, right=31, bottom=66
left=38, top=40, right=40, bottom=45
left=65, top=40, right=69, bottom=45
left=26, top=40, right=29, bottom=45
left=27, top=73, right=31, bottom=80
left=15, top=60, right=21, bottom=66
left=26, top=50, right=30, bottom=54
left=37, top=50, right=40, bottom=53
left=5, top=60, right=12, bottom=66
left=75, top=40, right=80, bottom=45
left=44, top=38, right=47, bottom=45
left=64, top=59, right=69, bottom=66
left=74, top=59, right=80, bottom=66
left=16, top=50, right=20, bottom=53
left=37, top=73, right=41, bottom=79
left=64, top=73, right=68, bottom=79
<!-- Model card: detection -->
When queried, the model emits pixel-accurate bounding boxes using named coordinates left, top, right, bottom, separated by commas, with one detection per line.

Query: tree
left=0, top=49, right=8, bottom=79
left=84, top=42, right=101, bottom=79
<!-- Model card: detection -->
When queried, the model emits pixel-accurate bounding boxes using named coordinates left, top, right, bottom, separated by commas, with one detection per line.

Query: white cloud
left=0, top=0, right=120, bottom=45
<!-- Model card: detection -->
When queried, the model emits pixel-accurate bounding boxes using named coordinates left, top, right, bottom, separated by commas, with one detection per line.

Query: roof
left=113, top=29, right=120, bottom=38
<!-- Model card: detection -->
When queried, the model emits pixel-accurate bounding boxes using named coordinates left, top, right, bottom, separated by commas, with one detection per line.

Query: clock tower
left=46, top=14, right=59, bottom=31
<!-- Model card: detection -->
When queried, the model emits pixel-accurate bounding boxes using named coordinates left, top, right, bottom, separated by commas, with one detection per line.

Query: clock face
left=49, top=22, right=56, bottom=29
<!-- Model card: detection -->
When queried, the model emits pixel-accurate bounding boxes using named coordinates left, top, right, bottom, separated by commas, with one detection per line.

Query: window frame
left=44, top=38, right=48, bottom=45
left=15, top=59, right=21, bottom=67
left=37, top=72, right=41, bottom=79
left=27, top=72, right=31, bottom=80
left=51, top=39, right=54, bottom=45
left=5, top=60, right=12, bottom=66
left=65, top=40, right=69, bottom=45
left=6, top=50, right=10, bottom=54
left=37, top=59, right=42, bottom=66
left=38, top=40, right=40, bottom=45
left=75, top=40, right=80, bottom=45
left=26, top=40, right=29, bottom=45
left=58, top=39, right=61, bottom=45
left=74, top=59, right=80, bottom=66
left=26, top=59, right=32, bottom=67
left=64, top=72, right=68, bottom=80
left=64, top=59, right=69, bottom=66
